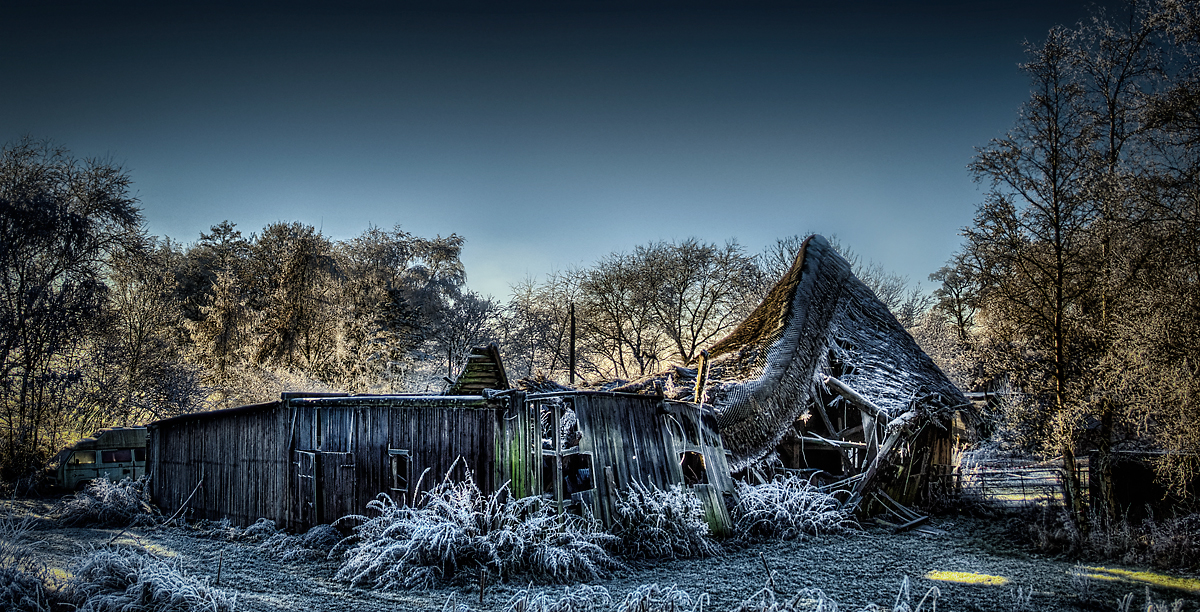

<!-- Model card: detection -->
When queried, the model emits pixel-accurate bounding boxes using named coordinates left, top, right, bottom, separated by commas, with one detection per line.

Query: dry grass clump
left=64, top=545, right=235, bottom=612
left=260, top=523, right=340, bottom=562
left=610, top=482, right=720, bottom=560
left=1117, top=587, right=1186, bottom=612
left=616, top=584, right=706, bottom=612
left=0, top=513, right=60, bottom=612
left=1033, top=506, right=1200, bottom=570
left=53, top=477, right=157, bottom=528
left=733, top=586, right=839, bottom=612
left=732, top=476, right=853, bottom=540
left=331, top=471, right=622, bottom=589
left=189, top=517, right=338, bottom=562
left=506, top=584, right=612, bottom=612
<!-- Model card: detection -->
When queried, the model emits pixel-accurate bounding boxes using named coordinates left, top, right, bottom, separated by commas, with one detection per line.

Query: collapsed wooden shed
left=148, top=378, right=733, bottom=532
left=607, top=235, right=972, bottom=511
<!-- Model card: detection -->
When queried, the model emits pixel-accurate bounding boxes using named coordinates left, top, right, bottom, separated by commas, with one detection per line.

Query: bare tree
left=965, top=25, right=1101, bottom=520
left=0, top=138, right=142, bottom=477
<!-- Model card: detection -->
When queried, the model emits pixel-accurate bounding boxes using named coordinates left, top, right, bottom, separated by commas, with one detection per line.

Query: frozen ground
left=11, top=499, right=1199, bottom=612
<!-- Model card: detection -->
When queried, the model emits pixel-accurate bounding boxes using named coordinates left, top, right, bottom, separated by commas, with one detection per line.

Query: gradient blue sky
left=3, top=1, right=1121, bottom=299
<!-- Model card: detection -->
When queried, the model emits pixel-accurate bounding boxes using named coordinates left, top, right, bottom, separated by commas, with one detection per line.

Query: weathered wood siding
left=535, top=392, right=733, bottom=530
left=149, top=390, right=730, bottom=533
left=150, top=394, right=536, bottom=531
left=148, top=401, right=293, bottom=529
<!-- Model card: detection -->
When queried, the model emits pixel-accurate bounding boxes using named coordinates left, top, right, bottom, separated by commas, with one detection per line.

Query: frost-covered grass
left=732, top=476, right=853, bottom=540
left=188, top=517, right=337, bottom=562
left=506, top=584, right=613, bottom=612
left=64, top=545, right=235, bottom=612
left=616, top=584, right=708, bottom=612
left=0, top=513, right=59, bottom=612
left=610, top=481, right=720, bottom=560
left=53, top=477, right=157, bottom=528
left=331, top=472, right=623, bottom=589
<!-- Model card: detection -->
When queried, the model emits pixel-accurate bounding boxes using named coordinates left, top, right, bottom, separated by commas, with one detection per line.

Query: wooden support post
left=569, top=303, right=576, bottom=385
left=843, top=410, right=918, bottom=513
left=810, top=394, right=855, bottom=474
left=693, top=350, right=709, bottom=404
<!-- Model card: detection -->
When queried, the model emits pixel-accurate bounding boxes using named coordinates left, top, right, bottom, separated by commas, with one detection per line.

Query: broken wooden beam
left=822, top=375, right=890, bottom=421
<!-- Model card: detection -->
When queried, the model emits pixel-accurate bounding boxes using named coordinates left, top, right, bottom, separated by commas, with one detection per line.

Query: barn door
left=320, top=451, right=357, bottom=522
left=295, top=450, right=318, bottom=527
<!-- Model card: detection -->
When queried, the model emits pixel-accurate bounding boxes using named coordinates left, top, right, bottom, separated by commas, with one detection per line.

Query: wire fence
left=946, top=452, right=1090, bottom=511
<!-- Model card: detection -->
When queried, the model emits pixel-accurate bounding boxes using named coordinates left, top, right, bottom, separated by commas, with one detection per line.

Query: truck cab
left=45, top=427, right=148, bottom=490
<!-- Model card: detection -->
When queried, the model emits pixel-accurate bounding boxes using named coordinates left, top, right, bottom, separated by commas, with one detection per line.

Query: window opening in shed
left=540, top=401, right=580, bottom=450
left=101, top=449, right=133, bottom=463
left=680, top=451, right=708, bottom=485
left=314, top=408, right=323, bottom=449
left=71, top=451, right=96, bottom=465
left=389, top=449, right=412, bottom=504
left=542, top=452, right=595, bottom=496
left=563, top=453, right=594, bottom=494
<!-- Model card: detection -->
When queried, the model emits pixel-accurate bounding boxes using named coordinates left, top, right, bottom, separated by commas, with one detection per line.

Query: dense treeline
left=0, top=136, right=923, bottom=480
left=922, top=0, right=1200, bottom=518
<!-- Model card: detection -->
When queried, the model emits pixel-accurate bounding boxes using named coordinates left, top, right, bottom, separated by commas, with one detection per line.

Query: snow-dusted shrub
left=53, top=477, right=157, bottom=528
left=64, top=545, right=235, bottom=612
left=732, top=476, right=852, bottom=540
left=260, top=523, right=340, bottom=562
left=332, top=472, right=622, bottom=589
left=615, top=584, right=706, bottom=612
left=506, top=584, right=612, bottom=612
left=610, top=481, right=719, bottom=560
left=0, top=513, right=59, bottom=612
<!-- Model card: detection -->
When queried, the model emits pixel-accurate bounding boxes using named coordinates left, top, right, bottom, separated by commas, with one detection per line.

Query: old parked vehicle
left=45, top=427, right=148, bottom=490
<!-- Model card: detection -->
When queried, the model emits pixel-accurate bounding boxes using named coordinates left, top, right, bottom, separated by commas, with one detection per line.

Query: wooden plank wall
left=494, top=391, right=539, bottom=499
left=151, top=395, right=536, bottom=532
left=149, top=392, right=734, bottom=533
left=572, top=393, right=683, bottom=526
left=149, top=402, right=294, bottom=529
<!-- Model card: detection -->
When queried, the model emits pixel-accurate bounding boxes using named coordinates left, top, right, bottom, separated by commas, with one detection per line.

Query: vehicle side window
left=134, top=448, right=146, bottom=462
left=71, top=451, right=96, bottom=465
left=101, top=449, right=133, bottom=463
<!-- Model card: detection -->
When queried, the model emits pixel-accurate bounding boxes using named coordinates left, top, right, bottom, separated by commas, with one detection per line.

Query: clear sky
left=2, top=1, right=1121, bottom=300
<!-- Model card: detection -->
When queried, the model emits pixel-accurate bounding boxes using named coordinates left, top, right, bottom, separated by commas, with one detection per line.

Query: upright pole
left=569, top=303, right=576, bottom=385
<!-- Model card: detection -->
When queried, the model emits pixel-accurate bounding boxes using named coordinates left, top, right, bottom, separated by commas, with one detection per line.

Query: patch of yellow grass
left=924, top=570, right=1009, bottom=586
left=1081, top=566, right=1200, bottom=594
left=141, top=543, right=178, bottom=558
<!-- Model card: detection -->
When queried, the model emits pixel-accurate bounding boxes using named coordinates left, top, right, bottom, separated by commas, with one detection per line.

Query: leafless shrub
left=64, top=545, right=235, bottom=612
left=1134, top=512, right=1200, bottom=570
left=331, top=470, right=622, bottom=589
left=53, top=477, right=157, bottom=528
left=732, top=476, right=853, bottom=540
left=610, top=481, right=720, bottom=560
left=506, top=584, right=612, bottom=612
left=0, top=513, right=60, bottom=612
left=1041, top=506, right=1200, bottom=570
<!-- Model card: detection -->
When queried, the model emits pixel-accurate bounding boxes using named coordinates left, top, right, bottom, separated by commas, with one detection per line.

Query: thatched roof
left=594, top=235, right=969, bottom=472
left=702, top=235, right=968, bottom=470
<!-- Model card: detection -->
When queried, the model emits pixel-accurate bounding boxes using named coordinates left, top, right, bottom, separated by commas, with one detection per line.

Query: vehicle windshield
left=46, top=448, right=72, bottom=470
